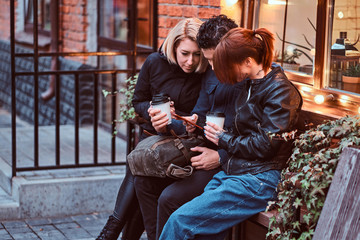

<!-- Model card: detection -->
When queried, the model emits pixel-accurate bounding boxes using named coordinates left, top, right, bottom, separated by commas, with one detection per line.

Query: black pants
left=134, top=168, right=220, bottom=240
left=112, top=165, right=144, bottom=240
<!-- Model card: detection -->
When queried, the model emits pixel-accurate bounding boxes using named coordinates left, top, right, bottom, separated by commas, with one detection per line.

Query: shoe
left=96, top=215, right=123, bottom=240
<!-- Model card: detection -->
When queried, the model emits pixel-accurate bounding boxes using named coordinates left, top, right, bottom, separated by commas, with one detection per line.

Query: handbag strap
left=174, top=138, right=191, bottom=162
left=166, top=164, right=193, bottom=179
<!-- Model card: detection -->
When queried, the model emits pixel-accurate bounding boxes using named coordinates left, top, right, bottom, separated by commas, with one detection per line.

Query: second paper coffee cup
left=151, top=93, right=172, bottom=125
left=206, top=112, right=225, bottom=129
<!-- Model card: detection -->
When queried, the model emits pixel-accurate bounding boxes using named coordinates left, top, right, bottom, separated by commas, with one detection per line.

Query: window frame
left=97, top=0, right=157, bottom=53
left=252, top=0, right=360, bottom=117
left=24, top=0, right=51, bottom=37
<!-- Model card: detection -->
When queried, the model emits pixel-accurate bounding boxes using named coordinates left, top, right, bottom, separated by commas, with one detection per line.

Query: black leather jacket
left=218, top=66, right=303, bottom=175
left=132, top=52, right=203, bottom=136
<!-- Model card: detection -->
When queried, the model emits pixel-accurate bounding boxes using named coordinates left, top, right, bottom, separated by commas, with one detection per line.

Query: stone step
left=0, top=165, right=127, bottom=221
left=0, top=186, right=20, bottom=220
left=0, top=157, right=12, bottom=195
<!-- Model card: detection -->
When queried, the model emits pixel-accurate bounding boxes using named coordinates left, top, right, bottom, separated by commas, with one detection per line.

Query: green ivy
left=102, top=74, right=138, bottom=124
left=267, top=114, right=360, bottom=240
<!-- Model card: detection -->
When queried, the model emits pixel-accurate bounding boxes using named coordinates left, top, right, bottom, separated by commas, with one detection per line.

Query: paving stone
left=31, top=225, right=57, bottom=231
left=58, top=227, right=92, bottom=240
left=31, top=225, right=67, bottom=240
left=54, top=222, right=80, bottom=230
left=9, top=232, right=40, bottom=240
left=34, top=230, right=67, bottom=240
left=2, top=220, right=28, bottom=229
left=0, top=229, right=13, bottom=240
left=70, top=214, right=97, bottom=222
left=25, top=218, right=51, bottom=226
left=49, top=216, right=74, bottom=224
left=5, top=226, right=33, bottom=234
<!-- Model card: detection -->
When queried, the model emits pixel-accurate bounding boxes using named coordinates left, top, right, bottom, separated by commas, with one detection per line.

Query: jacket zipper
left=227, top=155, right=233, bottom=174
left=228, top=83, right=252, bottom=174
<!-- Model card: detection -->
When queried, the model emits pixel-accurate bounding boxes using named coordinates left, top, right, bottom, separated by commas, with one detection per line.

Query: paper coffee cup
left=206, top=112, right=225, bottom=129
left=151, top=93, right=172, bottom=125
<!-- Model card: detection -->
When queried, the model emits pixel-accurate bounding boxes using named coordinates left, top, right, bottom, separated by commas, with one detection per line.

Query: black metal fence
left=9, top=1, right=149, bottom=177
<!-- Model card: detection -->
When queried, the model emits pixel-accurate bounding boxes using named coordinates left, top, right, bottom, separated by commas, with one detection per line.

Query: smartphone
left=173, top=113, right=203, bottom=130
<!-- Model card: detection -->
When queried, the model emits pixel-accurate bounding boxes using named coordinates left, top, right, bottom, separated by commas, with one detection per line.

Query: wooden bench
left=229, top=146, right=360, bottom=240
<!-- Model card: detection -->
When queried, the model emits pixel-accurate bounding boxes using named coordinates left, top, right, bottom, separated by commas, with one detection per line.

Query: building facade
left=0, top=0, right=360, bottom=135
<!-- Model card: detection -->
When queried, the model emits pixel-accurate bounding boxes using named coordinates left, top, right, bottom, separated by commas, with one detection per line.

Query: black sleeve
left=132, top=57, right=152, bottom=121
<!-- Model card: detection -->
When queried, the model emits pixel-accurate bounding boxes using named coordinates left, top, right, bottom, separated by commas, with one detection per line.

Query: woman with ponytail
left=159, top=27, right=303, bottom=240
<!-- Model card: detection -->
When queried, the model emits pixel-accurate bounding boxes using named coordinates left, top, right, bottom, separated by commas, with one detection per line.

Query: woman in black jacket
left=159, top=27, right=303, bottom=240
left=96, top=18, right=208, bottom=240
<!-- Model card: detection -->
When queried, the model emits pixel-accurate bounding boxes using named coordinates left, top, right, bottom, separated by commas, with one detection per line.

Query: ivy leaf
left=293, top=197, right=303, bottom=209
left=292, top=221, right=301, bottom=230
left=303, top=213, right=312, bottom=225
left=102, top=89, right=110, bottom=98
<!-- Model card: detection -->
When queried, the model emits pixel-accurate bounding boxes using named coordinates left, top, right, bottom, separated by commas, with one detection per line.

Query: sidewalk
left=0, top=107, right=147, bottom=239
left=0, top=211, right=111, bottom=240
left=0, top=210, right=148, bottom=240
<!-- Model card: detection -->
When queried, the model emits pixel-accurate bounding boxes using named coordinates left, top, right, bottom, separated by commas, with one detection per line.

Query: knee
left=133, top=176, right=147, bottom=194
left=158, top=189, right=174, bottom=208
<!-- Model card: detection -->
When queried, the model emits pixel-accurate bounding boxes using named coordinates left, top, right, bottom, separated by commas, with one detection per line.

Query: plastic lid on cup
left=151, top=93, right=170, bottom=105
left=206, top=111, right=225, bottom=118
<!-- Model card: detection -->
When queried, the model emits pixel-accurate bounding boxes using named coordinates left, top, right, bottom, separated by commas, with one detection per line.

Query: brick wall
left=0, top=0, right=13, bottom=40
left=158, top=0, right=221, bottom=47
left=61, top=0, right=89, bottom=62
left=0, top=0, right=222, bottom=53
left=0, top=40, right=94, bottom=126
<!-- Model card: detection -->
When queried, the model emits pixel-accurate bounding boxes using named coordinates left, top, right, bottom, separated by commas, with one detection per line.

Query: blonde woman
left=96, top=18, right=208, bottom=240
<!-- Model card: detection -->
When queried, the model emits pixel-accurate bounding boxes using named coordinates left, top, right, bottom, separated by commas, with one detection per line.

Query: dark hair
left=213, top=27, right=275, bottom=84
left=196, top=14, right=238, bottom=50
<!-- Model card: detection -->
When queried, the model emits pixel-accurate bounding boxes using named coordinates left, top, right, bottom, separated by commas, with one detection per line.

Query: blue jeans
left=159, top=170, right=281, bottom=240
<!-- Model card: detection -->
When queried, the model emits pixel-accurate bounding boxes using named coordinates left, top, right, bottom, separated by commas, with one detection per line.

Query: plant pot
left=282, top=63, right=300, bottom=71
left=342, top=75, right=360, bottom=93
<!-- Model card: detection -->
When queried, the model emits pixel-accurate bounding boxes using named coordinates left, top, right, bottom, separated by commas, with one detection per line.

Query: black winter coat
left=218, top=66, right=303, bottom=175
left=132, top=52, right=203, bottom=135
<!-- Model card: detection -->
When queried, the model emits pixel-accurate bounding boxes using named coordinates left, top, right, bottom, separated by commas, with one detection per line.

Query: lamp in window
left=314, top=94, right=334, bottom=105
left=267, top=0, right=286, bottom=5
left=338, top=11, right=344, bottom=19
left=225, top=0, right=238, bottom=6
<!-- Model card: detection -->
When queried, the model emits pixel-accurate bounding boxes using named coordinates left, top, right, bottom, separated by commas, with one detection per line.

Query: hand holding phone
left=173, top=113, right=203, bottom=130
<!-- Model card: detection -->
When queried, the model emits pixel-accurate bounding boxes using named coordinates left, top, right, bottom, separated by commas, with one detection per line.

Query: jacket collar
left=247, top=65, right=282, bottom=86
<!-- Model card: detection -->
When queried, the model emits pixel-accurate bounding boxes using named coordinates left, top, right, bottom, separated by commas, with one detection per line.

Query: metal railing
left=9, top=1, right=150, bottom=177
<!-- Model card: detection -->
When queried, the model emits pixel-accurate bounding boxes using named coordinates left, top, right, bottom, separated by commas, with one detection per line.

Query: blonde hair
left=160, top=18, right=208, bottom=73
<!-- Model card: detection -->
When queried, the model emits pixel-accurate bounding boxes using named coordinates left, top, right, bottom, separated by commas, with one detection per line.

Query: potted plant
left=274, top=48, right=302, bottom=71
left=342, top=63, right=360, bottom=93
left=266, top=115, right=360, bottom=240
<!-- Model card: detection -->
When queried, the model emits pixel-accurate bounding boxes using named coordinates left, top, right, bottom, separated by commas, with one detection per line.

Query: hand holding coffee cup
left=151, top=93, right=172, bottom=125
left=204, top=112, right=225, bottom=145
left=206, top=112, right=225, bottom=129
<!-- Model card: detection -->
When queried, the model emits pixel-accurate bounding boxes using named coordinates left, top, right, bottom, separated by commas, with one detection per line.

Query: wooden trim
left=286, top=71, right=314, bottom=85
left=293, top=82, right=360, bottom=118
left=314, top=0, right=327, bottom=89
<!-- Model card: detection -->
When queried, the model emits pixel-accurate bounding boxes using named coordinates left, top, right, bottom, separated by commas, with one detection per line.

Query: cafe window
left=25, top=0, right=51, bottom=36
left=257, top=0, right=317, bottom=84
left=99, top=0, right=155, bottom=49
left=328, top=0, right=360, bottom=95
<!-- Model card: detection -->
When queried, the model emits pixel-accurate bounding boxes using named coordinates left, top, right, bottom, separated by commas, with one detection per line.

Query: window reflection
left=25, top=0, right=51, bottom=33
left=100, top=0, right=153, bottom=47
left=137, top=0, right=153, bottom=47
left=258, top=0, right=316, bottom=76
left=100, top=0, right=128, bottom=41
left=329, top=0, right=360, bottom=94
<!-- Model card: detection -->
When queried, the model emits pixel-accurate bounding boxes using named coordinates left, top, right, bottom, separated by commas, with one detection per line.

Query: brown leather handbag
left=127, top=134, right=206, bottom=179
